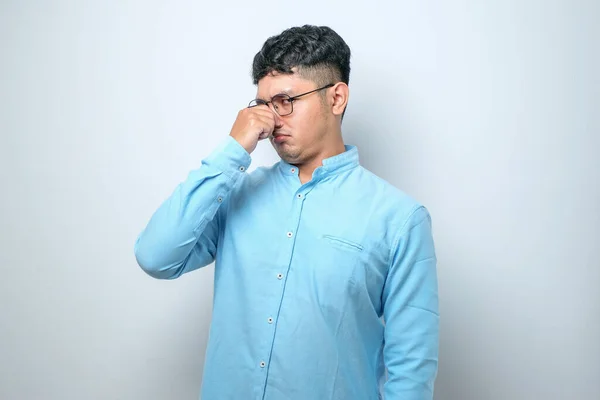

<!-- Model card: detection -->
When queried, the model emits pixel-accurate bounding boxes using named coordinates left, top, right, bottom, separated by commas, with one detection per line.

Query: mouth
left=272, top=133, right=291, bottom=144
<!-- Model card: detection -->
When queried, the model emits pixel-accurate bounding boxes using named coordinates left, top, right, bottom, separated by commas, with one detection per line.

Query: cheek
left=295, top=110, right=323, bottom=135
left=287, top=105, right=327, bottom=144
left=294, top=119, right=318, bottom=143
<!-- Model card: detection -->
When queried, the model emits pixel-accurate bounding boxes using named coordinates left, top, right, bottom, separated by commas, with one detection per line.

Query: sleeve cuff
left=204, top=136, right=252, bottom=177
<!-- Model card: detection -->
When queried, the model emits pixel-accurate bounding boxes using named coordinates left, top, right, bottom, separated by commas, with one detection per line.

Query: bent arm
left=134, top=136, right=250, bottom=279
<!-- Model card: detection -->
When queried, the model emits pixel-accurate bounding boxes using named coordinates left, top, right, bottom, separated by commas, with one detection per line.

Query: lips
left=272, top=132, right=290, bottom=139
left=272, top=133, right=290, bottom=144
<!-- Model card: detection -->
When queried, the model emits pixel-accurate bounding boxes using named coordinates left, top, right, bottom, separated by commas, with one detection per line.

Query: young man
left=135, top=25, right=439, bottom=400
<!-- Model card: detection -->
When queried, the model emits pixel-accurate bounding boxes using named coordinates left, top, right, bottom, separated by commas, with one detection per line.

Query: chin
left=277, top=147, right=303, bottom=164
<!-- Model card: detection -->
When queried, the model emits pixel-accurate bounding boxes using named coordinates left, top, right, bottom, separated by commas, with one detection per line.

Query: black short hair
left=251, top=25, right=351, bottom=88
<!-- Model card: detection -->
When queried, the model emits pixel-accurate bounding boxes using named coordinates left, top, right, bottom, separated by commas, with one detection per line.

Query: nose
left=273, top=114, right=284, bottom=129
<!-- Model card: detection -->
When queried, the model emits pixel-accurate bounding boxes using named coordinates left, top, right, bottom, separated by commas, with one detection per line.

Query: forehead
left=256, top=72, right=314, bottom=99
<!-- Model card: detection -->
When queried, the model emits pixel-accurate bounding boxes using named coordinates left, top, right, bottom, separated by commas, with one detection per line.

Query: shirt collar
left=278, top=144, right=360, bottom=178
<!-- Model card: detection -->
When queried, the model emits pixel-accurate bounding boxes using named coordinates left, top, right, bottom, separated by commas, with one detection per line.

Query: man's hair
left=251, top=25, right=351, bottom=89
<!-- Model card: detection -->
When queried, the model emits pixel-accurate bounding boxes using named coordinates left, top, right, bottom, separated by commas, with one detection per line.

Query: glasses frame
left=248, top=83, right=335, bottom=116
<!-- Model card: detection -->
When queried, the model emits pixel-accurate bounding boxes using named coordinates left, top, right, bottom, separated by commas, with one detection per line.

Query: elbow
left=133, top=235, right=180, bottom=280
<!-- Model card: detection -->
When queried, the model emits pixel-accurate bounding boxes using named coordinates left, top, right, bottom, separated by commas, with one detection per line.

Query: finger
left=245, top=106, right=277, bottom=138
left=246, top=104, right=272, bottom=115
left=254, top=117, right=275, bottom=139
left=248, top=106, right=278, bottom=121
left=258, top=110, right=281, bottom=132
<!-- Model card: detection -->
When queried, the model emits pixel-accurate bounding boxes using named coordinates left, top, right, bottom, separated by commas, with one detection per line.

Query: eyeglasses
left=248, top=83, right=335, bottom=116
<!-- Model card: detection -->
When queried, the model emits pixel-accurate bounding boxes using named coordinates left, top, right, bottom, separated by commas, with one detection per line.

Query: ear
left=329, top=82, right=349, bottom=117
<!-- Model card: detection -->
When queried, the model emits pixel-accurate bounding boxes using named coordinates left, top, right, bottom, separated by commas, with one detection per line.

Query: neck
left=297, top=133, right=346, bottom=185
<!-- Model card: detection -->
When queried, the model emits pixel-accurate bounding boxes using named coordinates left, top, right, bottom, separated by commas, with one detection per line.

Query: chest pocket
left=323, top=235, right=364, bottom=252
left=305, top=234, right=364, bottom=311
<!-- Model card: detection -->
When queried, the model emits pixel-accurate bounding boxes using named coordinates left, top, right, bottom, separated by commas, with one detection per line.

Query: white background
left=1, top=1, right=598, bottom=399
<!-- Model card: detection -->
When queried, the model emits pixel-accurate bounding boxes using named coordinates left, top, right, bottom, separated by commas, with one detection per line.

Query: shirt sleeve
left=133, top=136, right=251, bottom=279
left=382, top=205, right=440, bottom=399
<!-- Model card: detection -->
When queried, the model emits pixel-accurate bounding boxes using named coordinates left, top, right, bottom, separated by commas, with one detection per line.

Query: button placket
left=259, top=183, right=304, bottom=389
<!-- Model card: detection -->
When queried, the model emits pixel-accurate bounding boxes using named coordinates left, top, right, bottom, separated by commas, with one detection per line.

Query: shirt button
left=217, top=196, right=223, bottom=203
left=239, top=166, right=246, bottom=172
left=260, top=361, right=266, bottom=368
left=277, top=273, right=283, bottom=280
left=297, top=193, right=303, bottom=199
left=268, top=317, right=274, bottom=324
left=291, top=168, right=296, bottom=173
left=286, top=231, right=293, bottom=238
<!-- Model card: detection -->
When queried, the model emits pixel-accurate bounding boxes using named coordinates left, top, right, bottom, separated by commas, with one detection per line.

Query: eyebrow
left=257, top=89, right=294, bottom=102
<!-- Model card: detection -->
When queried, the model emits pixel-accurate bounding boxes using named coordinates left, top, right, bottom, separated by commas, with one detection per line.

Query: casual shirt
left=134, top=136, right=439, bottom=399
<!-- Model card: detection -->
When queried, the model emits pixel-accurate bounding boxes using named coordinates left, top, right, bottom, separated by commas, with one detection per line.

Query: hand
left=229, top=105, right=280, bottom=154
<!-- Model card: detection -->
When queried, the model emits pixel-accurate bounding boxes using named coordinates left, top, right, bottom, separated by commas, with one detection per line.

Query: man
left=134, top=24, right=439, bottom=399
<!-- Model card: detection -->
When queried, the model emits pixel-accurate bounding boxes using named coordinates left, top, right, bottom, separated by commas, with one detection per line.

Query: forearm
left=134, top=136, right=250, bottom=279
left=384, top=304, right=439, bottom=399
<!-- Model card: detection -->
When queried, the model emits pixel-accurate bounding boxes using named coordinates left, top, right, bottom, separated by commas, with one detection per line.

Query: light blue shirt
left=134, top=136, right=439, bottom=399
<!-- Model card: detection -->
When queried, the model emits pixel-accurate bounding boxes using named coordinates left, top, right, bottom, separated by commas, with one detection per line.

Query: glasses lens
left=272, top=95, right=292, bottom=116
left=248, top=99, right=263, bottom=108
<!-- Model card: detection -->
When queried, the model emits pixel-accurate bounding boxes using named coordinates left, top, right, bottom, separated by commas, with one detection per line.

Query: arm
left=382, top=206, right=439, bottom=399
left=133, top=136, right=251, bottom=279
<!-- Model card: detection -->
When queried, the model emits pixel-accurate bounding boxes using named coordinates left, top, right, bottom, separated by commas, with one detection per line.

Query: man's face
left=255, top=72, right=331, bottom=165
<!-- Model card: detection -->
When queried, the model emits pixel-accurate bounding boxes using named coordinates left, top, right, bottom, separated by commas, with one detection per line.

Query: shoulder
left=354, top=165, right=430, bottom=227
